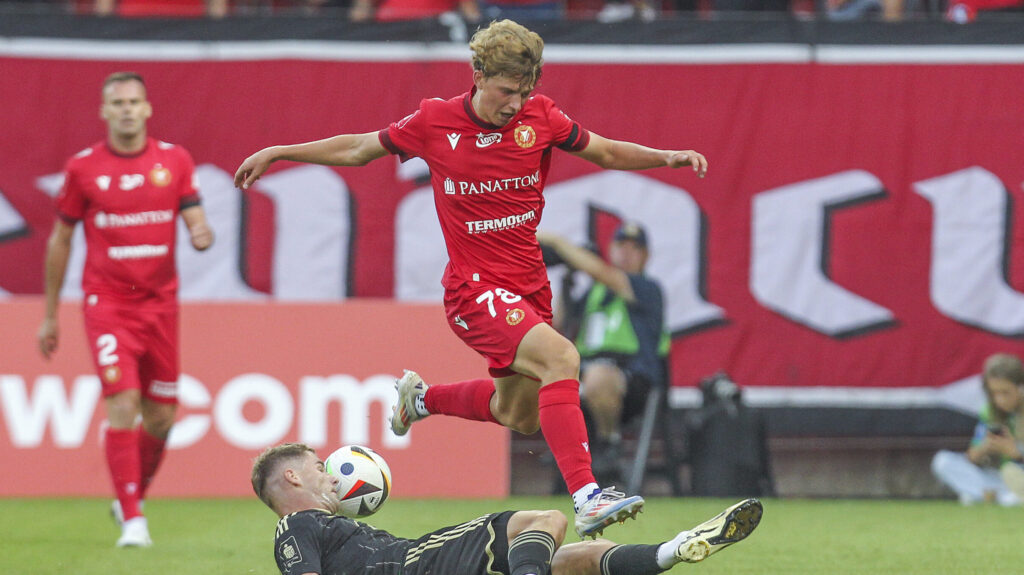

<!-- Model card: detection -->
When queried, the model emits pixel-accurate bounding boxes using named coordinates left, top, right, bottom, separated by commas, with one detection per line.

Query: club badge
left=506, top=308, right=525, bottom=326
left=149, top=164, right=172, bottom=187
left=513, top=125, right=536, bottom=149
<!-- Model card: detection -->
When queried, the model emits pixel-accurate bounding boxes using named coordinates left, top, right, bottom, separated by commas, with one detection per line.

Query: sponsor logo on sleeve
left=279, top=536, right=303, bottom=568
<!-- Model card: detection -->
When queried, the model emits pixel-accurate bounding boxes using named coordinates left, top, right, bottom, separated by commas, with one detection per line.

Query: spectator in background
left=93, top=0, right=229, bottom=18
left=478, top=0, right=563, bottom=20
left=537, top=223, right=669, bottom=484
left=595, top=0, right=658, bottom=22
left=349, top=0, right=481, bottom=22
left=37, top=72, right=213, bottom=547
left=946, top=0, right=1024, bottom=23
left=932, top=353, right=1024, bottom=506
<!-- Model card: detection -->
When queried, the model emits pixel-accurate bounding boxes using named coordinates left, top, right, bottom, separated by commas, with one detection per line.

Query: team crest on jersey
left=506, top=308, right=525, bottom=326
left=513, top=125, right=536, bottom=149
left=149, top=164, right=172, bottom=187
left=102, top=365, right=121, bottom=384
left=95, top=175, right=111, bottom=191
left=476, top=132, right=502, bottom=148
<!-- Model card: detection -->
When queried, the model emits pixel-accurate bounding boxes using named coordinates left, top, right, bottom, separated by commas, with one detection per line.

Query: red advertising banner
left=0, top=299, right=509, bottom=497
left=0, top=43, right=1023, bottom=412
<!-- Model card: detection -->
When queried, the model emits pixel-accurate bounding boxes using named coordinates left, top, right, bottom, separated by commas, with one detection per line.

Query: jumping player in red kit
left=38, top=72, right=214, bottom=548
left=234, top=20, right=707, bottom=539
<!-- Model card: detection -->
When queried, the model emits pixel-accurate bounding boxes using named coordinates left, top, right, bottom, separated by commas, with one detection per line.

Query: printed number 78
left=475, top=288, right=523, bottom=317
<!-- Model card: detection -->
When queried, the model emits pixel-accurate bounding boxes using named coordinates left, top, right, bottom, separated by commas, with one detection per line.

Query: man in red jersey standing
left=234, top=20, right=707, bottom=539
left=38, top=72, right=214, bottom=548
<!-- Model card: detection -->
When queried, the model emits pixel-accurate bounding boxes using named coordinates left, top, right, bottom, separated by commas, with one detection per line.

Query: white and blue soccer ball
left=324, top=445, right=392, bottom=518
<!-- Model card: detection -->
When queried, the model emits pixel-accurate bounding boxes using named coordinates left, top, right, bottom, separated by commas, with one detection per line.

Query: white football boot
left=672, top=498, right=763, bottom=563
left=116, top=516, right=153, bottom=548
left=574, top=487, right=644, bottom=539
left=390, top=370, right=429, bottom=436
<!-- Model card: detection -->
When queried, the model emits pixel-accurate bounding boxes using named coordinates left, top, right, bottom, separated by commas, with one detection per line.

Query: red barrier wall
left=0, top=298, right=509, bottom=497
left=1, top=46, right=1023, bottom=412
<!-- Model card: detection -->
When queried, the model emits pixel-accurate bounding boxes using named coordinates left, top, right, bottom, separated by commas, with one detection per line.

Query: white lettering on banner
left=167, top=374, right=210, bottom=449
left=107, top=244, right=169, bottom=260
left=456, top=170, right=540, bottom=195
left=214, top=373, right=295, bottom=449
left=915, top=167, right=1024, bottom=336
left=0, top=375, right=100, bottom=448
left=751, top=170, right=895, bottom=337
left=0, top=188, right=27, bottom=239
left=299, top=374, right=407, bottom=449
left=94, top=209, right=173, bottom=229
left=466, top=210, right=536, bottom=234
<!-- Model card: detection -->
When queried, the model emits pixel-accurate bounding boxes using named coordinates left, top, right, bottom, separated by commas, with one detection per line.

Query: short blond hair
left=469, top=20, right=544, bottom=90
left=251, top=443, right=316, bottom=510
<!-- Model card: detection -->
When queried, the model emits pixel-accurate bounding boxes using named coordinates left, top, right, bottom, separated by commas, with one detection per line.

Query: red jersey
left=55, top=138, right=200, bottom=308
left=380, top=88, right=589, bottom=294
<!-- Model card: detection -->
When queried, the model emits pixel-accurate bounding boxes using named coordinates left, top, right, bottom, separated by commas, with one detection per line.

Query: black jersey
left=273, top=510, right=409, bottom=575
left=272, top=509, right=513, bottom=575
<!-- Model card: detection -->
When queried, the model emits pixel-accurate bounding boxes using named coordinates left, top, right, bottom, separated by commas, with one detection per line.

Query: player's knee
left=507, top=413, right=540, bottom=435
left=540, top=509, right=568, bottom=545
left=105, top=391, right=142, bottom=428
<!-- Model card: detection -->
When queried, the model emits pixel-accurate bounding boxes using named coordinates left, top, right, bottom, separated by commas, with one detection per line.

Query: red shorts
left=444, top=281, right=552, bottom=378
left=82, top=295, right=179, bottom=404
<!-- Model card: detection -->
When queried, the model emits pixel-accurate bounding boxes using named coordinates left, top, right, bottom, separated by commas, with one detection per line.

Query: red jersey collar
left=463, top=86, right=524, bottom=131
left=105, top=136, right=150, bottom=159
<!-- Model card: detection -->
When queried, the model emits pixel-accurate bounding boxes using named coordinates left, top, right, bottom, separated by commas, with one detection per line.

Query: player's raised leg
left=508, top=323, right=643, bottom=539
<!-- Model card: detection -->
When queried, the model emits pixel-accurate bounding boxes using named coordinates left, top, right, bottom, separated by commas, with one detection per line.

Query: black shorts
left=401, top=511, right=513, bottom=575
left=581, top=357, right=653, bottom=425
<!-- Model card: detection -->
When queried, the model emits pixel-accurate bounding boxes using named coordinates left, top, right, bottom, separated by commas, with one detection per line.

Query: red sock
left=423, top=379, right=499, bottom=424
left=105, top=427, right=142, bottom=520
left=538, top=379, right=596, bottom=493
left=138, top=428, right=167, bottom=500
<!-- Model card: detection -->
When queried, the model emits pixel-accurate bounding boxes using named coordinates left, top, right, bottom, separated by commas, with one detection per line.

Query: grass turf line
left=2, top=497, right=1020, bottom=575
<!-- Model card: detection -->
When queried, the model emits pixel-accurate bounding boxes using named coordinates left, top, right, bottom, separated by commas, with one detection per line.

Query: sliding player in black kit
left=251, top=444, right=762, bottom=575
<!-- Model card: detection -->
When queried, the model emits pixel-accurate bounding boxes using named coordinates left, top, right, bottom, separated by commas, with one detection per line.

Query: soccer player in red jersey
left=234, top=20, right=707, bottom=539
left=38, top=72, right=214, bottom=548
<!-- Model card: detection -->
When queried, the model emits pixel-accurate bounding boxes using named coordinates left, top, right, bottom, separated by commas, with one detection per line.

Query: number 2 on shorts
left=96, top=333, right=119, bottom=366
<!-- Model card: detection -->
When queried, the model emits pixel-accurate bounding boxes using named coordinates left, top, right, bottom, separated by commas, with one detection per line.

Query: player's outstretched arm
left=181, top=206, right=214, bottom=251
left=572, top=133, right=707, bottom=178
left=234, top=132, right=388, bottom=190
left=38, top=220, right=74, bottom=360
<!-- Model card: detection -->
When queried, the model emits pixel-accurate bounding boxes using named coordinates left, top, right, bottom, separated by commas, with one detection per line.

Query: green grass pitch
left=3, top=496, right=1020, bottom=575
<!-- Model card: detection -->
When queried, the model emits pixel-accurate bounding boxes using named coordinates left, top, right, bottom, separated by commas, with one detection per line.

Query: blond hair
left=251, top=443, right=316, bottom=510
left=469, top=20, right=544, bottom=90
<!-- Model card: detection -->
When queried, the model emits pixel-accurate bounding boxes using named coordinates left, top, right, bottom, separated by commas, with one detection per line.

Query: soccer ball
left=324, top=445, right=392, bottom=518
